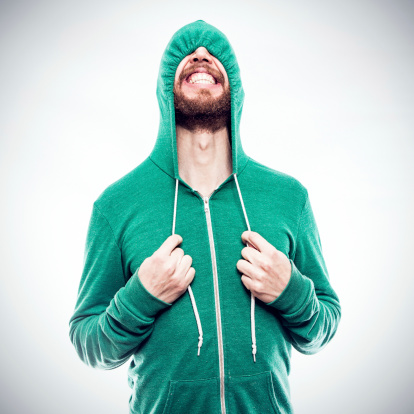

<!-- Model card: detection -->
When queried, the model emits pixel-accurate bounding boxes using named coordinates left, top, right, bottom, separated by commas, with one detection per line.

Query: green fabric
left=69, top=19, right=341, bottom=414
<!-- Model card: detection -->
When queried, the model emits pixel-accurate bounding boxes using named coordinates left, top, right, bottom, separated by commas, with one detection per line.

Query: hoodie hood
left=149, top=19, right=249, bottom=182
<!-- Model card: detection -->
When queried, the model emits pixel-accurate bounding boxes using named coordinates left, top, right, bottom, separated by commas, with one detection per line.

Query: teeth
left=188, top=72, right=216, bottom=84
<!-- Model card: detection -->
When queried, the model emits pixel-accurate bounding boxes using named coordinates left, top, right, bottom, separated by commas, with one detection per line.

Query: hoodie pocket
left=162, top=376, right=220, bottom=414
left=228, top=371, right=281, bottom=414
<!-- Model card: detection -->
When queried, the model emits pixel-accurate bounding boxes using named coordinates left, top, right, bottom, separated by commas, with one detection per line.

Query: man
left=69, top=20, right=341, bottom=414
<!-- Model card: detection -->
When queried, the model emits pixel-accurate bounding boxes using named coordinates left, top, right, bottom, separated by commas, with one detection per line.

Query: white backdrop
left=1, top=1, right=413, bottom=413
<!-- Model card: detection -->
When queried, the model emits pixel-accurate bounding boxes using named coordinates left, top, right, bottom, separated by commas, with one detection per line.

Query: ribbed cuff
left=117, top=268, right=172, bottom=322
left=265, top=259, right=314, bottom=314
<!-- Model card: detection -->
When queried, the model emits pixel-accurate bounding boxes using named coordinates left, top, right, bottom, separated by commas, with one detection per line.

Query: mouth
left=184, top=70, right=222, bottom=88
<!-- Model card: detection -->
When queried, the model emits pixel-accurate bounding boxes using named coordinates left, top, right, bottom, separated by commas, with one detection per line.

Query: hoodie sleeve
left=69, top=202, right=172, bottom=370
left=265, top=190, right=341, bottom=355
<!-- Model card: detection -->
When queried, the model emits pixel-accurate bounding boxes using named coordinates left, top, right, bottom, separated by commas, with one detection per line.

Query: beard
left=173, top=84, right=231, bottom=134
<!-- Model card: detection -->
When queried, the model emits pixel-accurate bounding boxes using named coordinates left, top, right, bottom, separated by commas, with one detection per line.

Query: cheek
left=175, top=70, right=183, bottom=85
left=180, top=57, right=192, bottom=76
left=175, top=62, right=187, bottom=85
left=213, top=59, right=228, bottom=84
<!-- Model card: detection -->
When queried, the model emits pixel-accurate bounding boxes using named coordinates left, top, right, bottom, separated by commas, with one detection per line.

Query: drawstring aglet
left=197, top=335, right=203, bottom=356
left=252, top=344, right=257, bottom=363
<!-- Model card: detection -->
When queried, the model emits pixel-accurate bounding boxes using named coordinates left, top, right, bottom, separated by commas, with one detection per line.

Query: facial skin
left=173, top=47, right=231, bottom=134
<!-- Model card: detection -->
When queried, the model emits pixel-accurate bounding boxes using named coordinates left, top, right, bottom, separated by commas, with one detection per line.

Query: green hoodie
left=69, top=20, right=341, bottom=414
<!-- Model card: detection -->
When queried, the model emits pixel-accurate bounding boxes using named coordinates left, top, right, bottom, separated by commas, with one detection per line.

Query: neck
left=176, top=124, right=232, bottom=198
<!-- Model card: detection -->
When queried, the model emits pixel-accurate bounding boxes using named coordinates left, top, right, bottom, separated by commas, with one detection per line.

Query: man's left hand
left=237, top=231, right=292, bottom=304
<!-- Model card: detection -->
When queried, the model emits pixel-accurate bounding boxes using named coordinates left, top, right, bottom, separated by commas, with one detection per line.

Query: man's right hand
left=137, top=234, right=195, bottom=304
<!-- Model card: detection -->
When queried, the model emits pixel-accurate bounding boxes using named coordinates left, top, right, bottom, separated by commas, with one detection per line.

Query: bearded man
left=69, top=20, right=341, bottom=414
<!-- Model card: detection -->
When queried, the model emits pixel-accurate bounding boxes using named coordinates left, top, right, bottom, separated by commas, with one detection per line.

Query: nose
left=190, top=47, right=212, bottom=63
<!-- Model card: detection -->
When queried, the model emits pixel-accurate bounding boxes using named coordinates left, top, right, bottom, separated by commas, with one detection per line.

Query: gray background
left=1, top=0, right=413, bottom=413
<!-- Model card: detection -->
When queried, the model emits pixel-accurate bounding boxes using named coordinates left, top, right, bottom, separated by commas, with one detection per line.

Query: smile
left=184, top=79, right=222, bottom=89
left=184, top=71, right=222, bottom=89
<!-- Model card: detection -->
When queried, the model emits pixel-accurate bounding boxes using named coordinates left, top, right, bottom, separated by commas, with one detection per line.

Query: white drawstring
left=233, top=173, right=257, bottom=363
left=173, top=179, right=203, bottom=356
left=172, top=175, right=256, bottom=362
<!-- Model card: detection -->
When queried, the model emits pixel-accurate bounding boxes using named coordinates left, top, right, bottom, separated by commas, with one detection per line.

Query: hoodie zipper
left=198, top=192, right=226, bottom=414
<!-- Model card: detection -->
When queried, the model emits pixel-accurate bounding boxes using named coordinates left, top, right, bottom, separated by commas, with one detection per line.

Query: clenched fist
left=138, top=234, right=195, bottom=304
left=237, top=231, right=292, bottom=304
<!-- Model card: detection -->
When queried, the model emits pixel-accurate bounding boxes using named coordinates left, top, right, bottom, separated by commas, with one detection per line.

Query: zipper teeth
left=203, top=196, right=226, bottom=414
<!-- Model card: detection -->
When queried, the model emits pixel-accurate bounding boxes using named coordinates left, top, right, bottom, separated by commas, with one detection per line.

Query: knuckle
left=256, top=282, right=265, bottom=294
left=164, top=261, right=175, bottom=275
left=261, top=259, right=272, bottom=272
left=178, top=278, right=188, bottom=291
